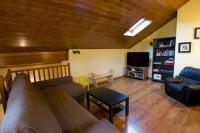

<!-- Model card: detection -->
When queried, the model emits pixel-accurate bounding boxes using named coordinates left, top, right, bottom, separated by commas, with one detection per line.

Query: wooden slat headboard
left=0, top=63, right=71, bottom=112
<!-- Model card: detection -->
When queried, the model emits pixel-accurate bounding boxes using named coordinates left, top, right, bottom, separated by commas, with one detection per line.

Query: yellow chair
left=78, top=76, right=89, bottom=90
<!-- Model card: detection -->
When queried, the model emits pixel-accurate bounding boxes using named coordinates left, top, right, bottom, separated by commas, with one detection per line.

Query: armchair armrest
left=166, top=76, right=186, bottom=83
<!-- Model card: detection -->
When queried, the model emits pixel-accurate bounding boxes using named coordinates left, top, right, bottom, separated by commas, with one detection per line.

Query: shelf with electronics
left=126, top=66, right=148, bottom=80
left=126, top=52, right=149, bottom=80
left=152, top=37, right=176, bottom=82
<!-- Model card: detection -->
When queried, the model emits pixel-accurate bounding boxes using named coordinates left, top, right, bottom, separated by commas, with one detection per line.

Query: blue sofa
left=165, top=67, right=200, bottom=105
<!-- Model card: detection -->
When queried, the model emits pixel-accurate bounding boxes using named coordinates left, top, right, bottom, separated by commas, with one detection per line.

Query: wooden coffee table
left=87, top=87, right=129, bottom=123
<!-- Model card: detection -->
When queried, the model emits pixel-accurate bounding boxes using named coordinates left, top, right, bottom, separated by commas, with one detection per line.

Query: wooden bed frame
left=0, top=63, right=71, bottom=112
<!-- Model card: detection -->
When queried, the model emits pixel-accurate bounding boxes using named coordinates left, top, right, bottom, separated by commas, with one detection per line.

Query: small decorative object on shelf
left=152, top=37, right=176, bottom=82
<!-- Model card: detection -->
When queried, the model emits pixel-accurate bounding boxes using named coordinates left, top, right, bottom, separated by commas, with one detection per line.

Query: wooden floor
left=88, top=77, right=200, bottom=133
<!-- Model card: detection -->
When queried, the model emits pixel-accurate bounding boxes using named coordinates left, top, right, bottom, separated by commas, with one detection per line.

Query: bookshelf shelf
left=155, top=56, right=174, bottom=57
left=152, top=37, right=176, bottom=82
left=153, top=64, right=174, bottom=66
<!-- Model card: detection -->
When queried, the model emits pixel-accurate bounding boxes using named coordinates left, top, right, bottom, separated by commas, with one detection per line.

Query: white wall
left=130, top=18, right=177, bottom=77
left=69, top=49, right=128, bottom=78
left=174, top=0, right=200, bottom=75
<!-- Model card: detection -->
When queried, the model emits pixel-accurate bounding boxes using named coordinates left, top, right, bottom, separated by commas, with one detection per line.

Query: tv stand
left=126, top=66, right=148, bottom=80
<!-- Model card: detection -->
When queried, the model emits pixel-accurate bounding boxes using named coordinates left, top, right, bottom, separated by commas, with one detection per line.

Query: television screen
left=127, top=52, right=149, bottom=67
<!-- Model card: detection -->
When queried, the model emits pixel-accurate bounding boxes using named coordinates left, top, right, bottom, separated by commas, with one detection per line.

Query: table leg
left=87, top=92, right=90, bottom=110
left=93, top=80, right=97, bottom=88
left=109, top=105, right=113, bottom=123
left=126, top=98, right=129, bottom=116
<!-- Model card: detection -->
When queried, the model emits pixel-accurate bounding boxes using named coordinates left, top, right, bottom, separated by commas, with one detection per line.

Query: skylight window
left=123, top=18, right=152, bottom=37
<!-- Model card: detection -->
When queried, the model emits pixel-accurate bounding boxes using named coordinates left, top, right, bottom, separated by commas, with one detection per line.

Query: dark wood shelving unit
left=152, top=37, right=176, bottom=82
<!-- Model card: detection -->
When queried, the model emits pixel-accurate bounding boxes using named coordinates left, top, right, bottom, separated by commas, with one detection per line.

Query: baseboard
left=114, top=75, right=125, bottom=80
left=124, top=75, right=152, bottom=80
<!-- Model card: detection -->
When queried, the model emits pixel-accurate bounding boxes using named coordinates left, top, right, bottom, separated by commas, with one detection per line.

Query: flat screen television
left=127, top=52, right=149, bottom=67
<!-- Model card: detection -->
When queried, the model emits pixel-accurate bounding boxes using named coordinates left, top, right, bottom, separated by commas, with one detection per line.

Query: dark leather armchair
left=165, top=67, right=200, bottom=105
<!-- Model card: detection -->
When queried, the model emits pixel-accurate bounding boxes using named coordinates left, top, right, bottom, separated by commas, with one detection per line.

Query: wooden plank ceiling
left=0, top=0, right=188, bottom=52
left=0, top=52, right=67, bottom=67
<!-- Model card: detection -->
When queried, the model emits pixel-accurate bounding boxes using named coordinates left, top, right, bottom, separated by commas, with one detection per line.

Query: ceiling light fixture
left=19, top=37, right=27, bottom=47
left=123, top=18, right=152, bottom=37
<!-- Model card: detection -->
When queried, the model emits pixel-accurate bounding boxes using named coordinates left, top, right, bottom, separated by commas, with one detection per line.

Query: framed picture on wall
left=194, top=27, right=200, bottom=39
left=178, top=42, right=191, bottom=53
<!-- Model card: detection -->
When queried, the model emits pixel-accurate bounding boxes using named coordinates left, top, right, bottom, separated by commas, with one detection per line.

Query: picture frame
left=178, top=42, right=191, bottom=53
left=194, top=27, right=200, bottom=39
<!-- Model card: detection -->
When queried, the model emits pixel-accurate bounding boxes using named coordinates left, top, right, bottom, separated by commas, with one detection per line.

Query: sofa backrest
left=1, top=73, right=62, bottom=133
left=179, top=67, right=200, bottom=81
left=33, top=76, right=72, bottom=88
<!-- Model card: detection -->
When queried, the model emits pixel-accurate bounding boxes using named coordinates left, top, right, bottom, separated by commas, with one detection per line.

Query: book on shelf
left=154, top=58, right=174, bottom=66
left=153, top=68, right=173, bottom=74
left=155, top=39, right=175, bottom=48
left=154, top=62, right=162, bottom=65
left=163, top=58, right=174, bottom=65
left=155, top=50, right=174, bottom=56
left=153, top=68, right=160, bottom=72
left=160, top=70, right=173, bottom=74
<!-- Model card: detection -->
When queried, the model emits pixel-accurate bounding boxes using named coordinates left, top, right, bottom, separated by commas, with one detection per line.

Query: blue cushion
left=179, top=67, right=200, bottom=81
